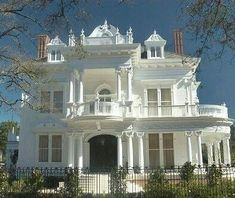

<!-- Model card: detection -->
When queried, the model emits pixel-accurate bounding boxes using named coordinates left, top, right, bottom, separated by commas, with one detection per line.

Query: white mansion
left=17, top=21, right=232, bottom=170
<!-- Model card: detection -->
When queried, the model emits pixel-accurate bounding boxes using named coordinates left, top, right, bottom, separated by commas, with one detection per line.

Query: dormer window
left=56, top=51, right=61, bottom=61
left=144, top=30, right=166, bottom=59
left=49, top=50, right=63, bottom=62
left=51, top=50, right=56, bottom=61
left=151, top=47, right=155, bottom=57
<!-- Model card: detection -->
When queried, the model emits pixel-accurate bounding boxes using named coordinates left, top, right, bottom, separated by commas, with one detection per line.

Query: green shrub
left=60, top=168, right=82, bottom=198
left=179, top=162, right=196, bottom=183
left=207, top=164, right=222, bottom=186
left=110, top=167, right=127, bottom=197
left=144, top=169, right=184, bottom=197
left=23, top=168, right=44, bottom=193
left=0, top=167, right=9, bottom=197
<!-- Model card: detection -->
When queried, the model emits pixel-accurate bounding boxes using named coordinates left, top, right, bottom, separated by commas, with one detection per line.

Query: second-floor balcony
left=72, top=101, right=228, bottom=119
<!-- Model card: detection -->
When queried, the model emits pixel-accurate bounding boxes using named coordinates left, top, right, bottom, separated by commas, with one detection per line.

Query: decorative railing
left=78, top=101, right=121, bottom=117
left=198, top=104, right=228, bottom=118
left=72, top=102, right=228, bottom=119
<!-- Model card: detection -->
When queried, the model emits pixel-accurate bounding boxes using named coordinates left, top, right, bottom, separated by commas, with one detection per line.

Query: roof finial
left=129, top=27, right=132, bottom=33
left=81, top=29, right=84, bottom=36
left=104, top=19, right=108, bottom=26
left=153, top=29, right=157, bottom=35
left=69, top=29, right=73, bottom=34
left=116, top=27, right=119, bottom=34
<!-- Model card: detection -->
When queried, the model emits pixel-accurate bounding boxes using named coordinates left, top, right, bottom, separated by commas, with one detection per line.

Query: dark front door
left=89, top=135, right=117, bottom=171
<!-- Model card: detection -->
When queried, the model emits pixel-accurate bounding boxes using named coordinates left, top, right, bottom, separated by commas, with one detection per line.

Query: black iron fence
left=1, top=163, right=235, bottom=197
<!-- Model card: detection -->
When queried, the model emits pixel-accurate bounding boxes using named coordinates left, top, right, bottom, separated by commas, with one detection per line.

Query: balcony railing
left=198, top=104, right=228, bottom=118
left=78, top=101, right=121, bottom=117
left=73, top=102, right=228, bottom=119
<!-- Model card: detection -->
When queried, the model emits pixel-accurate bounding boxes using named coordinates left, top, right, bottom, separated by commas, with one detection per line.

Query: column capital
left=125, top=131, right=134, bottom=138
left=185, top=131, right=193, bottom=137
left=195, top=131, right=202, bottom=136
left=136, top=132, right=144, bottom=138
left=116, top=132, right=124, bottom=138
left=224, top=133, right=231, bottom=140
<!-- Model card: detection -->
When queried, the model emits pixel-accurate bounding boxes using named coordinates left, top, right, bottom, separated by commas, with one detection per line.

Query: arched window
left=56, top=50, right=61, bottom=61
left=99, top=89, right=111, bottom=102
left=51, top=50, right=55, bottom=61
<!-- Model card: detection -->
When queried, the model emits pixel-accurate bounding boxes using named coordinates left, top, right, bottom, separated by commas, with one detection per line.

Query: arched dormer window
left=51, top=50, right=56, bottom=61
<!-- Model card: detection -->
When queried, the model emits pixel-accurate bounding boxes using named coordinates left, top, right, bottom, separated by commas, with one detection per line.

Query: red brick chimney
left=37, top=35, right=50, bottom=59
left=173, top=29, right=183, bottom=55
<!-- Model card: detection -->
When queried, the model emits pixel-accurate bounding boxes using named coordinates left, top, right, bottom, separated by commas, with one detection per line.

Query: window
left=149, top=134, right=160, bottom=168
left=39, top=135, right=49, bottom=162
left=163, top=134, right=174, bottom=168
left=151, top=47, right=155, bottom=57
left=38, top=135, right=62, bottom=163
left=51, top=50, right=55, bottom=61
left=41, top=91, right=50, bottom=113
left=98, top=89, right=111, bottom=113
left=149, top=47, right=162, bottom=58
left=41, top=90, right=63, bottom=114
left=56, top=51, right=61, bottom=61
left=147, top=88, right=172, bottom=116
left=52, top=135, right=62, bottom=162
left=147, top=89, right=158, bottom=116
left=161, top=88, right=172, bottom=116
left=53, top=91, right=63, bottom=113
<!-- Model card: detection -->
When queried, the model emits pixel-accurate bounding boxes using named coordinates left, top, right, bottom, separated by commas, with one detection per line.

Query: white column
left=116, top=70, right=122, bottom=102
left=68, top=135, right=74, bottom=167
left=126, top=132, right=134, bottom=169
left=185, top=132, right=193, bottom=163
left=214, top=141, right=220, bottom=165
left=79, top=70, right=84, bottom=103
left=117, top=134, right=123, bottom=168
left=195, top=131, right=203, bottom=166
left=77, top=134, right=83, bottom=169
left=223, top=137, right=231, bottom=165
left=127, top=68, right=132, bottom=101
left=137, top=132, right=144, bottom=172
left=207, top=143, right=214, bottom=166
left=69, top=73, right=74, bottom=103
left=160, top=46, right=164, bottom=58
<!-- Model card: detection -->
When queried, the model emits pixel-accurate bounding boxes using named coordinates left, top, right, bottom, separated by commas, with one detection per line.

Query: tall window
left=149, top=134, right=160, bottom=168
left=147, top=88, right=172, bottom=116
left=148, top=89, right=158, bottom=116
left=41, top=90, right=63, bottom=113
left=51, top=50, right=56, bottom=61
left=41, top=91, right=50, bottom=113
left=56, top=51, right=61, bottom=61
left=52, top=135, right=62, bottom=162
left=163, top=134, right=174, bottom=168
left=161, top=88, right=172, bottom=116
left=53, top=91, right=63, bottom=113
left=151, top=47, right=155, bottom=57
left=39, top=135, right=49, bottom=162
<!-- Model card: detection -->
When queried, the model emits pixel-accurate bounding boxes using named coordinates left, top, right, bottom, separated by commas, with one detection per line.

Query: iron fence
left=1, top=165, right=235, bottom=197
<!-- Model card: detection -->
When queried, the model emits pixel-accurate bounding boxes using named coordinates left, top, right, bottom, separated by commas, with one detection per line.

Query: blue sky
left=1, top=0, right=234, bottom=122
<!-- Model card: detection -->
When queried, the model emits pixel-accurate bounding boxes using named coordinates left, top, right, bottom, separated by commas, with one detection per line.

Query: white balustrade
left=198, top=104, right=228, bottom=118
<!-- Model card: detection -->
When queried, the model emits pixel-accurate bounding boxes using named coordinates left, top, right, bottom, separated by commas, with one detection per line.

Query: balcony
left=72, top=102, right=228, bottom=119
left=77, top=101, right=121, bottom=117
left=198, top=104, right=228, bottom=118
left=142, top=104, right=228, bottom=118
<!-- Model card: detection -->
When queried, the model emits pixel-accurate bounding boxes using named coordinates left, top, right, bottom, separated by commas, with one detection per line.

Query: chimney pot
left=174, top=29, right=183, bottom=55
left=37, top=35, right=50, bottom=59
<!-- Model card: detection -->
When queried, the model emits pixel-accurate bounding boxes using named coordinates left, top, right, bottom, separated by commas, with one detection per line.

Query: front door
left=89, top=135, right=117, bottom=172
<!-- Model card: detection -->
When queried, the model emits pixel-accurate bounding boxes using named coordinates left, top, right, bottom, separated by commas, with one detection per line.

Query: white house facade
left=17, top=21, right=232, bottom=170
